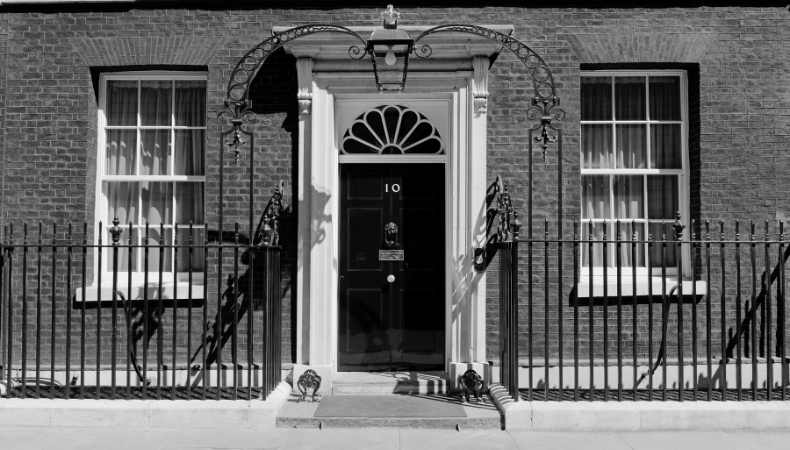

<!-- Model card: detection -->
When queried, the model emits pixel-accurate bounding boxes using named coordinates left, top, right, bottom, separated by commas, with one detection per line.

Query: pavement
left=2, top=426, right=790, bottom=450
left=3, top=383, right=790, bottom=449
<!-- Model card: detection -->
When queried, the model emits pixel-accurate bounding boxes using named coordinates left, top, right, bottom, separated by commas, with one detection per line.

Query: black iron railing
left=499, top=218, right=788, bottom=402
left=476, top=176, right=520, bottom=400
left=0, top=222, right=282, bottom=400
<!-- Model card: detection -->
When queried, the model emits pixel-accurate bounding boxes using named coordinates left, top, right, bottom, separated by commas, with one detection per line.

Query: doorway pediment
left=277, top=24, right=514, bottom=72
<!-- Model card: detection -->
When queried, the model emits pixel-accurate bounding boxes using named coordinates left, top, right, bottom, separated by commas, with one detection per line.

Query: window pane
left=650, top=124, right=681, bottom=169
left=107, top=227, right=138, bottom=272
left=175, top=228, right=205, bottom=272
left=615, top=222, right=645, bottom=268
left=174, top=130, right=204, bottom=175
left=614, top=175, right=644, bottom=219
left=648, top=222, right=678, bottom=268
left=615, top=77, right=646, bottom=120
left=582, top=175, right=609, bottom=219
left=140, top=80, right=171, bottom=126
left=105, top=130, right=136, bottom=175
left=104, top=182, right=138, bottom=224
left=175, top=80, right=206, bottom=126
left=615, top=124, right=646, bottom=168
left=581, top=77, right=612, bottom=120
left=144, top=227, right=172, bottom=273
left=106, top=80, right=137, bottom=126
left=140, top=130, right=170, bottom=175
left=175, top=183, right=204, bottom=225
left=647, top=175, right=678, bottom=219
left=581, top=124, right=612, bottom=168
left=649, top=76, right=681, bottom=121
left=141, top=182, right=172, bottom=225
left=581, top=222, right=611, bottom=267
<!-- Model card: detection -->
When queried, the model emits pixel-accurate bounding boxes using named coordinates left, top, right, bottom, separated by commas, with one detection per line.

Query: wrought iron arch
left=218, top=24, right=368, bottom=245
left=413, top=24, right=556, bottom=101
left=222, top=22, right=565, bottom=267
left=225, top=24, right=368, bottom=110
left=223, top=23, right=564, bottom=154
left=220, top=19, right=566, bottom=403
left=412, top=24, right=565, bottom=152
left=221, top=19, right=567, bottom=240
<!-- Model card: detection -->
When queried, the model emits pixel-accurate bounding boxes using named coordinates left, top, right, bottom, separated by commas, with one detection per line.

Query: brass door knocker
left=384, top=221, right=399, bottom=249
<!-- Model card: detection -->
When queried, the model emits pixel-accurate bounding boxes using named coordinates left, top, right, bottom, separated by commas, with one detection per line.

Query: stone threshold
left=276, top=393, right=502, bottom=430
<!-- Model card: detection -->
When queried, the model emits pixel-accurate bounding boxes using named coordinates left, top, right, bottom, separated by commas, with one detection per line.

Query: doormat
left=314, top=395, right=467, bottom=418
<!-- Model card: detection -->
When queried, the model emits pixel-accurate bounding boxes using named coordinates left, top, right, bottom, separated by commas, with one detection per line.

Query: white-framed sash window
left=95, top=71, right=206, bottom=289
left=580, top=70, right=689, bottom=279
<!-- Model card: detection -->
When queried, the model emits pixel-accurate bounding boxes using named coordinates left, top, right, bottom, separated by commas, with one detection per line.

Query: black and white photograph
left=0, top=1, right=788, bottom=448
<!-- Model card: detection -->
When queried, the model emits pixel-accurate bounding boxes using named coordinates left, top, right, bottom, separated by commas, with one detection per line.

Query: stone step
left=275, top=394, right=502, bottom=430
left=330, top=371, right=450, bottom=395
left=331, top=379, right=449, bottom=395
left=277, top=415, right=501, bottom=429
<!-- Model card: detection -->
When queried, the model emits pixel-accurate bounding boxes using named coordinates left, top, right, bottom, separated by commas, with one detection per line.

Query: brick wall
left=0, top=5, right=787, bottom=372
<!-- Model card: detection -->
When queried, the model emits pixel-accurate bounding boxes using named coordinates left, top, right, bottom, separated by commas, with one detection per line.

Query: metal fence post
left=0, top=231, right=5, bottom=393
left=110, top=218, right=121, bottom=397
left=511, top=215, right=520, bottom=401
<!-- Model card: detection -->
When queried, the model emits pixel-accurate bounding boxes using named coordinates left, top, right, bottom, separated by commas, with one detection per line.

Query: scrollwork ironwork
left=474, top=176, right=521, bottom=271
left=413, top=43, right=432, bottom=59
left=219, top=101, right=257, bottom=164
left=252, top=183, right=286, bottom=248
left=296, top=369, right=322, bottom=402
left=348, top=44, right=367, bottom=60
left=224, top=21, right=563, bottom=166
left=414, top=24, right=564, bottom=165
left=495, top=182, right=518, bottom=244
left=459, top=369, right=485, bottom=402
left=413, top=24, right=557, bottom=102
left=672, top=211, right=685, bottom=241
left=226, top=24, right=368, bottom=109
left=527, top=96, right=565, bottom=161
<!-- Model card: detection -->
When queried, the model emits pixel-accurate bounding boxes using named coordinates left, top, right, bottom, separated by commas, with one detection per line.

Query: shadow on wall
left=248, top=48, right=299, bottom=363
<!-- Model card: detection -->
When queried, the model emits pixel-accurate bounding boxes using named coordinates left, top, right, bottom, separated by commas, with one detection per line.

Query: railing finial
left=110, top=217, right=122, bottom=245
left=672, top=211, right=685, bottom=241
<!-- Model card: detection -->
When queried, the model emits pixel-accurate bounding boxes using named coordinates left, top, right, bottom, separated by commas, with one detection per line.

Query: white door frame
left=292, top=63, right=492, bottom=381
left=335, top=95, right=450, bottom=372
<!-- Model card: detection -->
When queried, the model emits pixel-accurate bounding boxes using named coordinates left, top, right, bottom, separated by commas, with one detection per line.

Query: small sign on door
left=379, top=249, right=405, bottom=261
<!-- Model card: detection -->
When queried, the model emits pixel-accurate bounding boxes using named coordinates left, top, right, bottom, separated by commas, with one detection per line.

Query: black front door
left=339, top=163, right=445, bottom=371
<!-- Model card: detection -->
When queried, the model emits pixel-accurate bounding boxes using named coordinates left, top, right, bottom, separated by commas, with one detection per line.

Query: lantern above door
left=365, top=5, right=414, bottom=91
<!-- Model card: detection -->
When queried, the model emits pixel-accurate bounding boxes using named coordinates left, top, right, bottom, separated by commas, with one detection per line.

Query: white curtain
left=651, top=124, right=681, bottom=169
left=649, top=76, right=681, bottom=120
left=105, top=80, right=137, bottom=175
left=105, top=78, right=205, bottom=273
left=616, top=125, right=646, bottom=168
left=105, top=130, right=136, bottom=175
left=582, top=125, right=612, bottom=168
left=615, top=77, right=645, bottom=120
left=580, top=77, right=611, bottom=121
left=175, top=183, right=205, bottom=272
left=106, top=80, right=136, bottom=125
left=581, top=75, right=682, bottom=269
left=175, top=130, right=204, bottom=175
left=140, top=80, right=171, bottom=126
left=141, top=129, right=169, bottom=175
left=175, top=81, right=206, bottom=126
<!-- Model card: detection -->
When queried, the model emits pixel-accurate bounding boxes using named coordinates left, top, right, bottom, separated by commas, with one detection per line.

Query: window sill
left=574, top=277, right=706, bottom=305
left=74, top=280, right=205, bottom=307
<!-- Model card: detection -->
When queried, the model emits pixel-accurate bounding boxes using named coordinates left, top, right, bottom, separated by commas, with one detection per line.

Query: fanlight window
left=341, top=105, right=444, bottom=155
